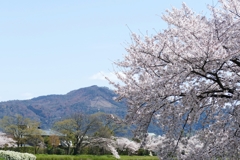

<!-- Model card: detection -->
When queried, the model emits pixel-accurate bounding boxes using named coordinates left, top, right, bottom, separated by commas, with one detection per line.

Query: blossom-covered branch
left=110, top=0, right=240, bottom=159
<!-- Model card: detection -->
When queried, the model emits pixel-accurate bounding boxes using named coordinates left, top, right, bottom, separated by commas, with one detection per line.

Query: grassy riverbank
left=36, top=154, right=159, bottom=160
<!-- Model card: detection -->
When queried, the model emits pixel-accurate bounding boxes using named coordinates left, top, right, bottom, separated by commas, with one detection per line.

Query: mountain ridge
left=0, top=85, right=127, bottom=129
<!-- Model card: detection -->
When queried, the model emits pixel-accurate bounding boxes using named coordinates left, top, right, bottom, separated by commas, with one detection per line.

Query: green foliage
left=94, top=126, right=113, bottom=138
left=36, top=154, right=117, bottom=160
left=137, top=149, right=149, bottom=156
left=132, top=138, right=141, bottom=143
left=0, top=115, right=41, bottom=148
left=117, top=148, right=129, bottom=155
left=91, top=112, right=128, bottom=137
left=53, top=113, right=103, bottom=155
left=55, top=148, right=66, bottom=155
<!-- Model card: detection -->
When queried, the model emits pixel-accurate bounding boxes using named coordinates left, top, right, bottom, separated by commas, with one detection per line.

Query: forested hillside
left=0, top=86, right=126, bottom=129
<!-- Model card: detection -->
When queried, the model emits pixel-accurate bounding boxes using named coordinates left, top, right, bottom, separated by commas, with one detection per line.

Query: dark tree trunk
left=73, top=143, right=81, bottom=155
left=67, top=145, right=71, bottom=155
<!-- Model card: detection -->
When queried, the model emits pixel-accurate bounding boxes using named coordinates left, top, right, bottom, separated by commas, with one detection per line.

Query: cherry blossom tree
left=85, top=137, right=120, bottom=159
left=115, top=137, right=140, bottom=155
left=87, top=136, right=140, bottom=158
left=0, top=132, right=16, bottom=147
left=144, top=133, right=204, bottom=159
left=109, top=0, right=240, bottom=159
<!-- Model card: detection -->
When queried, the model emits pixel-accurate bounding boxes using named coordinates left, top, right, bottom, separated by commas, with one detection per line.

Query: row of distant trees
left=0, top=113, right=127, bottom=155
left=0, top=115, right=43, bottom=154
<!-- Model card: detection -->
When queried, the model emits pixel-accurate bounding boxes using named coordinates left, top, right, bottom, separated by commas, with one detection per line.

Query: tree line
left=0, top=113, right=127, bottom=155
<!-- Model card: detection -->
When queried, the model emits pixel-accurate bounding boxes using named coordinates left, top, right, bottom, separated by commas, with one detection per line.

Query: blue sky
left=0, top=0, right=216, bottom=101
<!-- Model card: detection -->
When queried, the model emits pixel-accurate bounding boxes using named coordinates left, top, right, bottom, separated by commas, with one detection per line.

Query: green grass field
left=36, top=154, right=159, bottom=160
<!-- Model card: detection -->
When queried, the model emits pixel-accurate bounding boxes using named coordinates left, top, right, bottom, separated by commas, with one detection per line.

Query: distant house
left=28, top=129, right=66, bottom=148
left=39, top=129, right=65, bottom=137
left=39, top=129, right=70, bottom=147
left=17, top=126, right=65, bottom=137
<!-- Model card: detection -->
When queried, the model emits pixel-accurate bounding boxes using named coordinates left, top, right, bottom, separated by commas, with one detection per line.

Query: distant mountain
left=0, top=86, right=127, bottom=129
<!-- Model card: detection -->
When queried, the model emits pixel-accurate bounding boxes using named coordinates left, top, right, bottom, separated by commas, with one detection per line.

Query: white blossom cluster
left=60, top=140, right=72, bottom=147
left=107, top=144, right=120, bottom=159
left=0, top=150, right=36, bottom=160
left=109, top=0, right=240, bottom=159
left=144, top=134, right=204, bottom=159
left=115, top=137, right=140, bottom=154
left=0, top=132, right=16, bottom=147
left=86, top=137, right=141, bottom=159
left=84, top=137, right=120, bottom=159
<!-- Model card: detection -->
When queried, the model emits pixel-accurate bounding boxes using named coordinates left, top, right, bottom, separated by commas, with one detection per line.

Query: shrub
left=0, top=150, right=36, bottom=160
left=137, top=149, right=149, bottom=156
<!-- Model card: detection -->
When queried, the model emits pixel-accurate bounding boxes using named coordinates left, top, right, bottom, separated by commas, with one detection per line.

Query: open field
left=36, top=154, right=159, bottom=160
